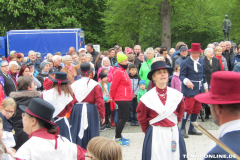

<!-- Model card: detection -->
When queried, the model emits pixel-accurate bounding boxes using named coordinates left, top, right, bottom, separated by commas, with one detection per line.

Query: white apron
left=71, top=77, right=98, bottom=139
left=141, top=87, right=183, bottom=160
left=43, top=89, right=73, bottom=141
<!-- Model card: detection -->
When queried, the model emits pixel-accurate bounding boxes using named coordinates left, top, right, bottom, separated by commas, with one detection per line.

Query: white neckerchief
left=190, top=56, right=200, bottom=73
left=218, top=119, right=240, bottom=139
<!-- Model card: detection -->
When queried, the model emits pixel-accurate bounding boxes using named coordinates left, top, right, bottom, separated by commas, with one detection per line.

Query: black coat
left=36, top=72, right=49, bottom=91
left=204, top=56, right=222, bottom=88
left=0, top=71, right=17, bottom=96
left=134, top=57, right=143, bottom=72
left=9, top=90, right=41, bottom=150
left=90, top=49, right=100, bottom=64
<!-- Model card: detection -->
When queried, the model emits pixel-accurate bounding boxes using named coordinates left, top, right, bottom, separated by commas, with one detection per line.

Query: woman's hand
left=101, top=118, right=105, bottom=125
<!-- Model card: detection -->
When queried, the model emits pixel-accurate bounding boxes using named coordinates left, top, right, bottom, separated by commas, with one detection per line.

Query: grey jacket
left=129, top=74, right=140, bottom=96
left=221, top=56, right=228, bottom=71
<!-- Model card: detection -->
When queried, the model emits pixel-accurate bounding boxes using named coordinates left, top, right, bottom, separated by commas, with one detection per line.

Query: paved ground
left=100, top=115, right=219, bottom=160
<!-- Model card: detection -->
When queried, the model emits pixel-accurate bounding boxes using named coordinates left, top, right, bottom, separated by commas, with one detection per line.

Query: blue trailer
left=5, top=28, right=84, bottom=58
left=0, top=37, right=7, bottom=58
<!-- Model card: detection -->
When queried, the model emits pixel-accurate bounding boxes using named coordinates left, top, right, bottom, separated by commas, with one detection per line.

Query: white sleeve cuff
left=203, top=82, right=208, bottom=89
left=183, top=78, right=190, bottom=85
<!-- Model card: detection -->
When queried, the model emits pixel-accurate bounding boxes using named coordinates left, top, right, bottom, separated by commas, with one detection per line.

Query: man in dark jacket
left=180, top=43, right=208, bottom=138
left=225, top=41, right=235, bottom=71
left=26, top=51, right=41, bottom=72
left=175, top=47, right=188, bottom=68
left=220, top=42, right=231, bottom=70
left=159, top=48, right=171, bottom=67
left=87, top=43, right=99, bottom=64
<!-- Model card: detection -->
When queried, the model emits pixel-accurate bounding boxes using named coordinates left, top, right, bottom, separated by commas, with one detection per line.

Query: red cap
left=126, top=48, right=133, bottom=54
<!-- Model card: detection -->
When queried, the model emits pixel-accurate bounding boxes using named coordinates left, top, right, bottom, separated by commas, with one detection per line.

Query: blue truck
left=0, top=28, right=85, bottom=58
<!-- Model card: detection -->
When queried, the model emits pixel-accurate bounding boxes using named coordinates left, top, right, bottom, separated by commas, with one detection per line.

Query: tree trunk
left=160, top=0, right=172, bottom=51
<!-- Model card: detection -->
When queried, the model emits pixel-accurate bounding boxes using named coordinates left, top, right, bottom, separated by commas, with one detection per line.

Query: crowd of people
left=0, top=41, right=239, bottom=159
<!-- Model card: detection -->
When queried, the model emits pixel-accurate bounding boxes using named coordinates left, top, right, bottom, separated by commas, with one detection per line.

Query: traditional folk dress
left=14, top=128, right=86, bottom=160
left=70, top=77, right=105, bottom=149
left=137, top=86, right=187, bottom=160
left=43, top=89, right=75, bottom=142
left=0, top=112, right=15, bottom=160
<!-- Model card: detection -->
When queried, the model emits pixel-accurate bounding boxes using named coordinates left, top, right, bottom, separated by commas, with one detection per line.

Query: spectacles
left=1, top=65, right=8, bottom=68
left=84, top=153, right=94, bottom=159
left=4, top=109, right=15, bottom=115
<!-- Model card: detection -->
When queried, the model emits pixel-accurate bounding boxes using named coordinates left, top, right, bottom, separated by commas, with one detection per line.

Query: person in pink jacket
left=97, top=57, right=113, bottom=83
left=171, top=65, right=182, bottom=92
left=110, top=53, right=132, bottom=146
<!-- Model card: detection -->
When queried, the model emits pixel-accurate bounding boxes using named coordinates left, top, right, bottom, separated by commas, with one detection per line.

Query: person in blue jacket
left=179, top=43, right=209, bottom=138
left=195, top=71, right=240, bottom=160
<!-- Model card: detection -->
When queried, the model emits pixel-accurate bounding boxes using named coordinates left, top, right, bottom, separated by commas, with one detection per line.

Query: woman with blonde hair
left=86, top=137, right=122, bottom=160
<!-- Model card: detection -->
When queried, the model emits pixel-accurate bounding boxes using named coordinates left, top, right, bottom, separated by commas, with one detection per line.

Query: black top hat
left=99, top=72, right=108, bottom=80
left=19, top=98, right=56, bottom=126
left=147, top=61, right=173, bottom=81
left=77, top=63, right=94, bottom=76
left=50, top=72, right=70, bottom=83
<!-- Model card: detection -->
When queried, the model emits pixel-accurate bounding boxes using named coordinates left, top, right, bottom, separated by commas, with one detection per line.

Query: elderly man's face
left=190, top=52, right=200, bottom=60
left=134, top=46, right=141, bottom=54
left=80, top=56, right=86, bottom=63
left=29, top=53, right=36, bottom=62
left=54, top=57, right=61, bottom=67
left=225, top=42, right=231, bottom=51
left=220, top=43, right=226, bottom=52
left=10, top=64, right=18, bottom=74
left=87, top=46, right=93, bottom=53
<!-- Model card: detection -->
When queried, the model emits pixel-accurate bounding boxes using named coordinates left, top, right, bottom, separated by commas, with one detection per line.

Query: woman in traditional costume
left=137, top=61, right=187, bottom=160
left=42, top=72, right=75, bottom=141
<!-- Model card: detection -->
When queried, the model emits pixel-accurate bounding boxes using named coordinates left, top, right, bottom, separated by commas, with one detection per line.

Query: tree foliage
left=0, top=0, right=240, bottom=51
left=0, top=0, right=106, bottom=47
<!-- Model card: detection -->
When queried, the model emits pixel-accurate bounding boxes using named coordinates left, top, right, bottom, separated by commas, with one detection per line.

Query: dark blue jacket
left=180, top=57, right=207, bottom=97
left=205, top=131, right=240, bottom=160
left=26, top=59, right=41, bottom=72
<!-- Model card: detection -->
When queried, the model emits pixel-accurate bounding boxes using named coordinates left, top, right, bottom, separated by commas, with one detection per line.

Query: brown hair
left=175, top=42, right=185, bottom=50
left=128, top=54, right=135, bottom=63
left=175, top=65, right=180, bottom=71
left=87, top=137, right=122, bottom=160
left=17, top=76, right=33, bottom=91
left=94, top=51, right=109, bottom=67
left=52, top=83, right=73, bottom=97
left=0, top=118, right=6, bottom=153
left=1, top=97, right=16, bottom=111
left=27, top=114, right=57, bottom=134
left=54, top=52, right=62, bottom=56
left=9, top=54, right=17, bottom=61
